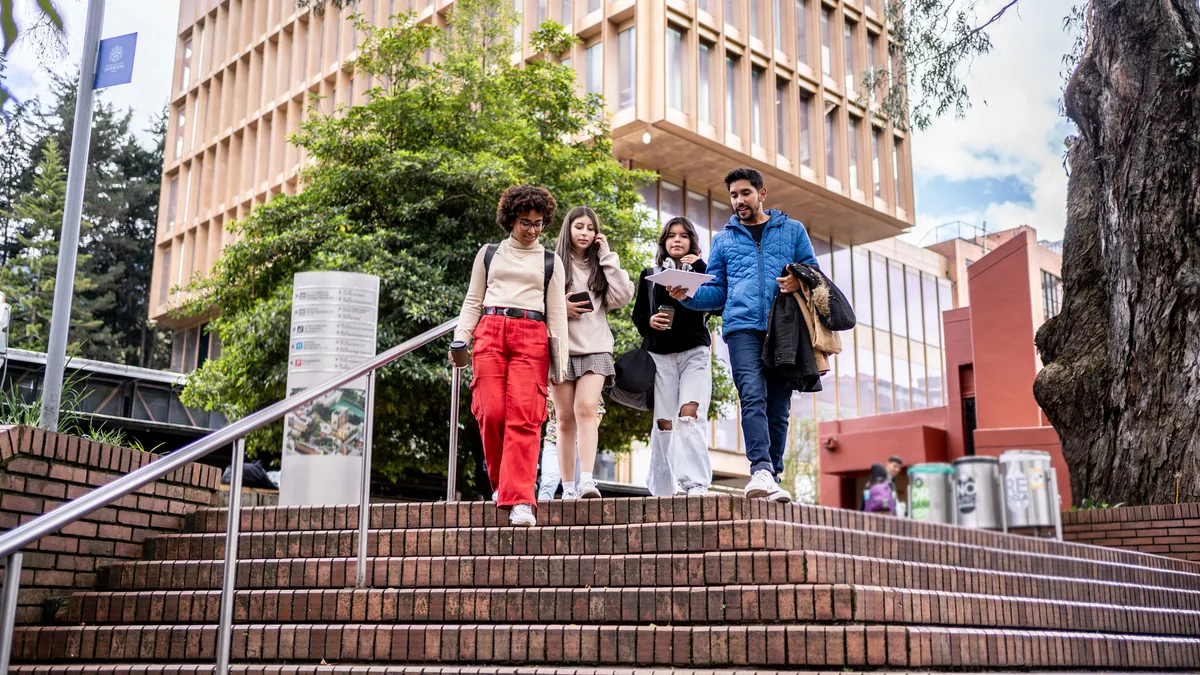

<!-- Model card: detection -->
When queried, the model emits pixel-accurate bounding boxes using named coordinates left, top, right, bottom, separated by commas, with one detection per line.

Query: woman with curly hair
left=550, top=206, right=635, bottom=499
left=454, top=185, right=568, bottom=527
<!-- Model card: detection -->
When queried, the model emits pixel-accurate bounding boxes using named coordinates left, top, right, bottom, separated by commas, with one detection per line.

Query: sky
left=3, top=0, right=1078, bottom=244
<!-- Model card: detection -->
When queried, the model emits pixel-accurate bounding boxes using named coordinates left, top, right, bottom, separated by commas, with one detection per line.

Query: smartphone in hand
left=568, top=291, right=595, bottom=311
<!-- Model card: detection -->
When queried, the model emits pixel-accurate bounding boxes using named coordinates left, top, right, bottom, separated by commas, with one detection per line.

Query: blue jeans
left=725, top=329, right=793, bottom=480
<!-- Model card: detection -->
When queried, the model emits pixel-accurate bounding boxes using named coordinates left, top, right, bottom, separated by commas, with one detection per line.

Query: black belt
left=484, top=306, right=545, bottom=322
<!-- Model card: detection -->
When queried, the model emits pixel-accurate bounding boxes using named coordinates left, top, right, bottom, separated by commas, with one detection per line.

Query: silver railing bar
left=0, top=318, right=457, bottom=561
left=446, top=366, right=462, bottom=501
left=0, top=554, right=23, bottom=674
left=355, top=371, right=378, bottom=589
left=214, top=438, right=245, bottom=675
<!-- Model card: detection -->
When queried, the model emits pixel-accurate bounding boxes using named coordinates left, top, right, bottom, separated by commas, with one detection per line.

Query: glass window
left=906, top=267, right=923, bottom=343
left=751, top=67, right=764, bottom=147
left=726, top=54, right=740, bottom=136
left=851, top=249, right=871, bottom=327
left=1042, top=270, right=1063, bottom=320
left=799, top=91, right=812, bottom=167
left=699, top=42, right=717, bottom=124
left=513, top=0, right=523, bottom=45
left=871, top=128, right=882, bottom=198
left=813, top=236, right=832, bottom=271
left=688, top=190, right=712, bottom=257
left=638, top=180, right=658, bottom=219
left=661, top=181, right=685, bottom=224
left=158, top=249, right=172, bottom=305
left=699, top=0, right=712, bottom=13
left=561, top=0, right=573, bottom=25
left=167, top=178, right=179, bottom=229
left=174, top=108, right=186, bottom=159
left=824, top=108, right=836, bottom=178
left=667, top=26, right=685, bottom=111
left=874, top=329, right=893, bottom=413
left=910, top=339, right=928, bottom=409
left=844, top=20, right=856, bottom=91
left=893, top=336, right=911, bottom=411
left=182, top=39, right=193, bottom=91
left=750, top=0, right=763, bottom=40
left=712, top=199, right=732, bottom=235
left=588, top=0, right=601, bottom=12
left=894, top=136, right=905, bottom=210
left=775, top=79, right=788, bottom=158
left=836, top=345, right=857, bottom=419
left=773, top=0, right=783, bottom=49
left=870, top=253, right=890, bottom=332
left=820, top=8, right=831, bottom=76
left=857, top=329, right=876, bottom=416
left=889, top=261, right=907, bottom=338
left=867, top=32, right=879, bottom=102
left=618, top=27, right=636, bottom=109
left=848, top=116, right=859, bottom=191
left=926, top=346, right=944, bottom=407
left=537, top=0, right=548, bottom=25
left=795, top=0, right=808, bottom=65
left=922, top=273, right=941, bottom=348
left=725, top=0, right=737, bottom=27
left=586, top=42, right=603, bottom=95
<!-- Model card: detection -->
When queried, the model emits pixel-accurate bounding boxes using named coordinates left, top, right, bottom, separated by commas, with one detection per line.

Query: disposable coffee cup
left=449, top=340, right=469, bottom=368
left=657, top=305, right=676, bottom=328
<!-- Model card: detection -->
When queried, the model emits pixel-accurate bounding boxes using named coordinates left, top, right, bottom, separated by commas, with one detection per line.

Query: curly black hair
left=495, top=185, right=558, bottom=233
left=724, top=167, right=764, bottom=191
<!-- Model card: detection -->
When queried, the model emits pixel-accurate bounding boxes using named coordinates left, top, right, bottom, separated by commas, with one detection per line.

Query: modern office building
left=156, top=0, right=938, bottom=489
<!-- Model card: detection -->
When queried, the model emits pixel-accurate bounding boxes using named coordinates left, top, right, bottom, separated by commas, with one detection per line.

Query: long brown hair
left=554, top=205, right=611, bottom=308
left=655, top=217, right=703, bottom=266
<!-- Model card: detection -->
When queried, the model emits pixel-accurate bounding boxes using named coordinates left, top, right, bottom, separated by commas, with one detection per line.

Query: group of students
left=453, top=167, right=820, bottom=527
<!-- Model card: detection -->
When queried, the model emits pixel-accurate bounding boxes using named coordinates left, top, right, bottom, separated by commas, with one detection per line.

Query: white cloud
left=909, top=0, right=1079, bottom=244
left=4, top=0, right=181, bottom=144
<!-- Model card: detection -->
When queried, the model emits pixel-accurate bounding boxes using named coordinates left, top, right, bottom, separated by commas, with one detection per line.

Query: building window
left=158, top=249, right=172, bottom=305
left=725, top=0, right=736, bottom=27
left=796, top=0, right=808, bottom=65
left=773, top=0, right=783, bottom=49
left=181, top=39, right=193, bottom=91
left=871, top=128, right=882, bottom=197
left=1042, top=271, right=1063, bottom=320
left=699, top=0, right=712, bottom=13
left=726, top=54, right=740, bottom=136
left=513, top=0, right=522, bottom=46
left=667, top=26, right=685, bottom=111
left=824, top=108, right=836, bottom=178
left=586, top=41, right=603, bottom=95
left=750, top=0, right=763, bottom=39
left=699, top=41, right=717, bottom=125
left=820, top=7, right=831, bottom=77
left=799, top=91, right=812, bottom=167
left=751, top=67, right=764, bottom=147
left=844, top=20, right=857, bottom=92
left=893, top=136, right=905, bottom=210
left=588, top=0, right=601, bottom=12
left=537, top=0, right=548, bottom=25
left=167, top=178, right=178, bottom=229
left=618, top=26, right=636, bottom=110
left=561, top=0, right=573, bottom=25
left=174, top=108, right=186, bottom=159
left=867, top=32, right=879, bottom=102
left=848, top=116, right=859, bottom=191
left=775, top=78, right=789, bottom=158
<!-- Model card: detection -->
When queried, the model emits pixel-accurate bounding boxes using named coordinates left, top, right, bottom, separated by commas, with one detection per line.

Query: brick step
left=141, top=520, right=1200, bottom=591
left=59, top=584, right=1200, bottom=636
left=186, top=498, right=1199, bottom=575
left=12, top=623, right=1200, bottom=669
left=101, top=551, right=1200, bottom=611
left=9, top=666, right=1164, bottom=675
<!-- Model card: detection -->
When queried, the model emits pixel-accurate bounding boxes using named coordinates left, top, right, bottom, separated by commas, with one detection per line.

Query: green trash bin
left=907, top=463, right=956, bottom=524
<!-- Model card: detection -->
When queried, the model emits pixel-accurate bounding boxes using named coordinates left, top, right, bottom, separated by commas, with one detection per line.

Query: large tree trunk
left=1035, top=0, right=1200, bottom=506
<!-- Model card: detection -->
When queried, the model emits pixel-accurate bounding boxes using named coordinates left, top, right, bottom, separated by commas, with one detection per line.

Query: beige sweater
left=565, top=244, right=635, bottom=356
left=455, top=238, right=569, bottom=377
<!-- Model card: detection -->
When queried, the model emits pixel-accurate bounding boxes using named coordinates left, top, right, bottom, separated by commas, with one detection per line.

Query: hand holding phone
left=567, top=291, right=594, bottom=318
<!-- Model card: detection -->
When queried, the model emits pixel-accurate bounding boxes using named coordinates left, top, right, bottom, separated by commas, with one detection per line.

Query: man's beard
left=737, top=204, right=759, bottom=222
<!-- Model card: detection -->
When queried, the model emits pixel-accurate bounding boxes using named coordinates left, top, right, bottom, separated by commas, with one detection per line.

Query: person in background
left=863, top=463, right=897, bottom=515
left=668, top=168, right=818, bottom=502
left=537, top=396, right=606, bottom=500
left=454, top=185, right=568, bottom=527
left=887, top=456, right=904, bottom=490
left=632, top=217, right=713, bottom=496
left=551, top=206, right=635, bottom=499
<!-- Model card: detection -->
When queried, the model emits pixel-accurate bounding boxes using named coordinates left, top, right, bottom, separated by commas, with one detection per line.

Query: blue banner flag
left=94, top=33, right=138, bottom=90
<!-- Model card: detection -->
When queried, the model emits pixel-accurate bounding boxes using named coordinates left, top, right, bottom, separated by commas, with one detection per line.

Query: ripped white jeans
left=646, top=346, right=713, bottom=496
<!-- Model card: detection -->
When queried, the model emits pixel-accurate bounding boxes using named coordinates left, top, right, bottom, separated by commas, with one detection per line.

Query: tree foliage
left=0, top=0, right=63, bottom=109
left=177, top=0, right=666, bottom=495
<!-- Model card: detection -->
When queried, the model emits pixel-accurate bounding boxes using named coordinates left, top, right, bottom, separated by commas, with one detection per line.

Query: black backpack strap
left=542, top=251, right=554, bottom=317
left=482, top=243, right=500, bottom=280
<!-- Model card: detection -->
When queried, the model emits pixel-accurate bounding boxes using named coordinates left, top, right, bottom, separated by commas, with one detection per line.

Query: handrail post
left=0, top=552, right=24, bottom=675
left=447, top=365, right=461, bottom=502
left=215, top=438, right=245, bottom=675
left=355, top=371, right=377, bottom=589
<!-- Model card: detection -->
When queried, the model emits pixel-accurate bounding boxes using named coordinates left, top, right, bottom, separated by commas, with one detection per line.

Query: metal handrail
left=0, top=317, right=461, bottom=674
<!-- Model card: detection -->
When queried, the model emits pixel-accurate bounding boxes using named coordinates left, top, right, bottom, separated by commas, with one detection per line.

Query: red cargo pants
left=470, top=314, right=550, bottom=508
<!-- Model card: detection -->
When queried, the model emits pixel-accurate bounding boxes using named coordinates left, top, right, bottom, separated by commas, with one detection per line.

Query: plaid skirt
left=565, top=352, right=616, bottom=387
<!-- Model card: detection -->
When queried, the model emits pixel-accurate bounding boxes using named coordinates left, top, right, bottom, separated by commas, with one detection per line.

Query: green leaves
left=178, top=0, right=656, bottom=493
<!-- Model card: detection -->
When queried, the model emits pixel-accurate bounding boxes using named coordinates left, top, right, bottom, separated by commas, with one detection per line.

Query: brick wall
left=1062, top=502, right=1200, bottom=561
left=0, top=425, right=221, bottom=623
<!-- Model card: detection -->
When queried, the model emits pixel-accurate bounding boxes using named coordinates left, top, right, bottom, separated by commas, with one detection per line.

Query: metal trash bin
left=999, top=449, right=1062, bottom=538
left=907, top=463, right=955, bottom=525
left=952, top=456, right=1004, bottom=530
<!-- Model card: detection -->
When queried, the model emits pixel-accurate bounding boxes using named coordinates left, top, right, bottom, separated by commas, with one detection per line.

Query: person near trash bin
left=453, top=185, right=568, bottom=528
left=886, top=455, right=904, bottom=493
left=632, top=216, right=713, bottom=497
left=550, top=205, right=635, bottom=500
left=863, top=463, right=898, bottom=515
left=537, top=396, right=606, bottom=500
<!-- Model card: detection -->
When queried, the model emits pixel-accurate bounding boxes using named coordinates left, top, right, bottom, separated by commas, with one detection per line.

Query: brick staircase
left=10, top=495, right=1200, bottom=673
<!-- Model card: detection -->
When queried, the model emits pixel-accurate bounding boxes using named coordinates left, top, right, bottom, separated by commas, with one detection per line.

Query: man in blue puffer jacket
left=668, top=168, right=818, bottom=502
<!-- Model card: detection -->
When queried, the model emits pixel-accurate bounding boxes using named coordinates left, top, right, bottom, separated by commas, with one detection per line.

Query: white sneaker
left=745, top=469, right=781, bottom=499
left=685, top=485, right=710, bottom=496
left=579, top=479, right=601, bottom=499
left=509, top=504, right=536, bottom=527
left=492, top=491, right=498, bottom=504
left=561, top=485, right=579, bottom=500
left=767, top=483, right=793, bottom=503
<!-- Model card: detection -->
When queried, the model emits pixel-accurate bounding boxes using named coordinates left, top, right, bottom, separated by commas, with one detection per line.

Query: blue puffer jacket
left=682, top=209, right=818, bottom=335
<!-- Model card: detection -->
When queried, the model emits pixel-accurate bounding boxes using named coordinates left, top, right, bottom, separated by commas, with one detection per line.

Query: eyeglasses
left=516, top=219, right=546, bottom=230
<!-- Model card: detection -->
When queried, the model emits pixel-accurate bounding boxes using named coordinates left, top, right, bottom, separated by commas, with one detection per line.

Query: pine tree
left=0, top=139, right=117, bottom=356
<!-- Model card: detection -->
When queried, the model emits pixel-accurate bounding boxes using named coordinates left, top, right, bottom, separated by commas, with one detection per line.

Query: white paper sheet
left=645, top=268, right=716, bottom=298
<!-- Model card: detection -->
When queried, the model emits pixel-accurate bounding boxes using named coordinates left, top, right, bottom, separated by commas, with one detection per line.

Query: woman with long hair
left=453, top=185, right=568, bottom=527
left=551, top=206, right=635, bottom=499
left=632, top=217, right=714, bottom=496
